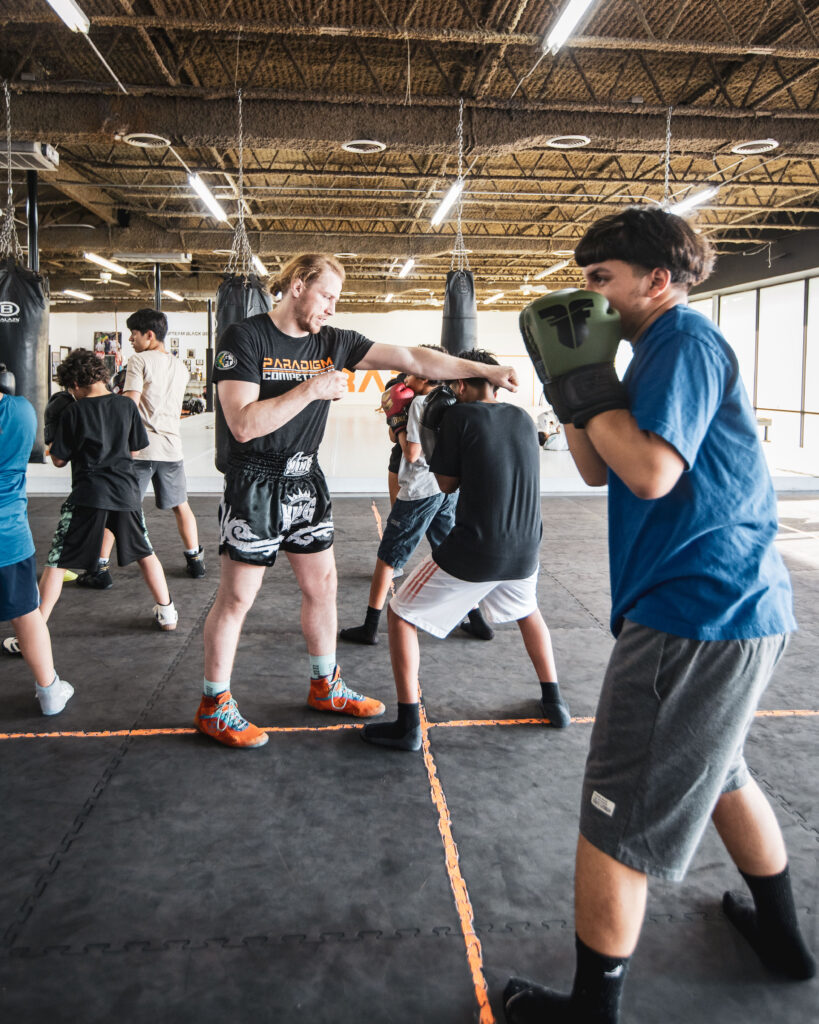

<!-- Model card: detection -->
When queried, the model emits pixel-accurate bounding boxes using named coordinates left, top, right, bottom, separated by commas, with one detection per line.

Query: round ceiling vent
left=342, top=139, right=387, bottom=154
left=545, top=135, right=590, bottom=149
left=730, top=138, right=779, bottom=155
left=122, top=132, right=171, bottom=149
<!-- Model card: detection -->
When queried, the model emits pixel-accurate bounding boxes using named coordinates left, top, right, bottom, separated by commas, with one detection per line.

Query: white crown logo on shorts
left=284, top=451, right=313, bottom=476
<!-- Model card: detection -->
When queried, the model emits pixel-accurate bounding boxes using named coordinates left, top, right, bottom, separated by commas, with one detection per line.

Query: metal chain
left=662, top=105, right=673, bottom=207
left=226, top=87, right=255, bottom=276
left=0, top=80, right=23, bottom=260
left=451, top=97, right=470, bottom=272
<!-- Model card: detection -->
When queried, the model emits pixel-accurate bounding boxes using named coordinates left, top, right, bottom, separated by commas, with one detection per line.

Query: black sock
left=504, top=936, right=629, bottom=1024
left=340, top=606, right=381, bottom=645
left=361, top=702, right=421, bottom=750
left=723, top=864, right=816, bottom=980
left=539, top=681, right=571, bottom=728
left=460, top=607, right=494, bottom=640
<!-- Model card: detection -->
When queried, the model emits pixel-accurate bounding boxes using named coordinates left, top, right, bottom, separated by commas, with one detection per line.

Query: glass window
left=803, top=413, right=819, bottom=452
left=689, top=297, right=714, bottom=321
left=756, top=282, right=804, bottom=412
left=805, top=278, right=819, bottom=414
left=756, top=410, right=803, bottom=448
left=718, top=291, right=757, bottom=403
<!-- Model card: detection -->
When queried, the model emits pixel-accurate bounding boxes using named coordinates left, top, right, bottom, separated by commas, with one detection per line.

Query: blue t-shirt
left=0, top=395, right=36, bottom=568
left=608, top=305, right=796, bottom=641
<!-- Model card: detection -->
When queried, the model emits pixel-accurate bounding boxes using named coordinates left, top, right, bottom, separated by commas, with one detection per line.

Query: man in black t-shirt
left=362, top=350, right=570, bottom=752
left=3, top=349, right=178, bottom=660
left=198, top=255, right=521, bottom=749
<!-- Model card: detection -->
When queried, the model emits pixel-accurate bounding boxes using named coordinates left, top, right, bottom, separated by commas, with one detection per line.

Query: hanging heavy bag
left=0, top=258, right=49, bottom=461
left=213, top=273, right=272, bottom=473
left=440, top=269, right=477, bottom=356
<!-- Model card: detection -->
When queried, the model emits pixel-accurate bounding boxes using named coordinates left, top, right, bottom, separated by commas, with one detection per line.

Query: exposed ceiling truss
left=1, top=0, right=817, bottom=312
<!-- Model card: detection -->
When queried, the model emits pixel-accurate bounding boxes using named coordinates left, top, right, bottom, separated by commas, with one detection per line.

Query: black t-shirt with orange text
left=213, top=314, right=373, bottom=458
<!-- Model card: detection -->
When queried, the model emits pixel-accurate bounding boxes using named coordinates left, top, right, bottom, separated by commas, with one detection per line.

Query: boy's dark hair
left=455, top=348, right=499, bottom=391
left=574, top=206, right=715, bottom=288
left=125, top=308, right=168, bottom=340
left=56, top=348, right=111, bottom=389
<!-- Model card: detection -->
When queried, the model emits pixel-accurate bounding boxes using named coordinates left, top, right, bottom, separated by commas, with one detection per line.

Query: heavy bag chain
left=1, top=80, right=23, bottom=261
left=226, top=87, right=255, bottom=278
left=662, top=105, right=673, bottom=208
left=450, top=97, right=470, bottom=273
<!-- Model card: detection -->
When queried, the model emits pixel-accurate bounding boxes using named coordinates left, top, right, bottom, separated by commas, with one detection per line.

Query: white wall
left=49, top=308, right=544, bottom=411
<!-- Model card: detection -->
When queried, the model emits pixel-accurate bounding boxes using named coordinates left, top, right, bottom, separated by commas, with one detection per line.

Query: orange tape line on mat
left=419, top=701, right=494, bottom=1023
left=0, top=723, right=363, bottom=740
left=1, top=709, right=814, bottom=741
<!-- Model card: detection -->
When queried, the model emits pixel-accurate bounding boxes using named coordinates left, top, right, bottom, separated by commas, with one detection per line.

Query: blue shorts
left=0, top=554, right=40, bottom=621
left=376, top=493, right=456, bottom=570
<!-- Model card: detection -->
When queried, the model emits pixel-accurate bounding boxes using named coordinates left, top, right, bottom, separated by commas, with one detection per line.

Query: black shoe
left=539, top=696, right=572, bottom=728
left=185, top=548, right=206, bottom=578
left=339, top=624, right=379, bottom=645
left=76, top=568, right=113, bottom=590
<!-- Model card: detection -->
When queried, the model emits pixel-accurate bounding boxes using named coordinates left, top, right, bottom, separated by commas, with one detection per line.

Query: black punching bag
left=440, top=269, right=477, bottom=356
left=213, top=273, right=272, bottom=473
left=0, top=258, right=49, bottom=461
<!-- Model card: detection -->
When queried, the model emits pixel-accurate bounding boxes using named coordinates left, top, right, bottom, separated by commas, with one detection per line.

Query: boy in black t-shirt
left=362, top=350, right=570, bottom=751
left=6, top=349, right=177, bottom=645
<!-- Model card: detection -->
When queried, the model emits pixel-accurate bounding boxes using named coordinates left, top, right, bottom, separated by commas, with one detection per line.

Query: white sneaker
left=2, top=636, right=22, bottom=656
left=36, top=677, right=74, bottom=716
left=153, top=600, right=178, bottom=631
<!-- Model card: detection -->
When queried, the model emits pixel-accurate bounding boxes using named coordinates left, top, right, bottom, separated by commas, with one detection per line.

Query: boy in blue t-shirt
left=0, top=370, right=73, bottom=714
left=504, top=209, right=814, bottom=1024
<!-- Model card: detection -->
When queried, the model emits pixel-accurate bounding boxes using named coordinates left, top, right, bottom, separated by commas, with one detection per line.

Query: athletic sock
left=203, top=677, right=229, bottom=698
left=723, top=865, right=816, bottom=979
left=504, top=936, right=630, bottom=1024
left=340, top=606, right=381, bottom=645
left=310, top=653, right=336, bottom=679
left=97, top=557, right=110, bottom=569
left=184, top=547, right=199, bottom=556
left=460, top=606, right=494, bottom=640
left=361, top=702, right=421, bottom=750
left=540, top=681, right=571, bottom=728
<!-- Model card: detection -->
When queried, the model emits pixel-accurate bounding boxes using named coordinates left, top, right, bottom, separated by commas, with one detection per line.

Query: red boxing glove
left=381, top=382, right=414, bottom=419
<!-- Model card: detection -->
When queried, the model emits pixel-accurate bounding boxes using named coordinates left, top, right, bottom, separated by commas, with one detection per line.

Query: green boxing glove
left=519, top=288, right=627, bottom=427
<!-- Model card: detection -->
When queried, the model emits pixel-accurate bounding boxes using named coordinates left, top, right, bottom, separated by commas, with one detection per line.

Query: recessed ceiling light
left=334, top=252, right=358, bottom=258
left=342, top=139, right=386, bottom=154
left=121, top=132, right=171, bottom=149
left=730, top=139, right=779, bottom=156
left=552, top=250, right=574, bottom=257
left=545, top=135, right=590, bottom=149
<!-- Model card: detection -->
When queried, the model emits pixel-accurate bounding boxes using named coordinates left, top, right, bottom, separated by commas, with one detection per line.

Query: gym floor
left=1, top=494, right=817, bottom=1024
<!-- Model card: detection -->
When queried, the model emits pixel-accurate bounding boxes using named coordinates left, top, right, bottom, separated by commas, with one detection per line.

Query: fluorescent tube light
left=533, top=259, right=570, bottom=280
left=484, top=292, right=505, bottom=304
left=162, top=290, right=184, bottom=301
left=188, top=173, right=229, bottom=223
left=84, top=251, right=127, bottom=274
left=251, top=255, right=268, bottom=276
left=430, top=180, right=464, bottom=227
left=545, top=0, right=596, bottom=54
left=397, top=258, right=415, bottom=279
left=45, top=0, right=90, bottom=34
left=62, top=289, right=93, bottom=300
left=384, top=293, right=394, bottom=302
left=667, top=185, right=719, bottom=217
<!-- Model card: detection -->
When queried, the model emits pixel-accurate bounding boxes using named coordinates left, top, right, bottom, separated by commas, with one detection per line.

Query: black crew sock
left=361, top=702, right=421, bottom=751
left=540, top=681, right=571, bottom=728
left=340, top=606, right=381, bottom=645
left=723, top=864, right=816, bottom=979
left=460, top=607, right=494, bottom=640
left=504, top=935, right=629, bottom=1024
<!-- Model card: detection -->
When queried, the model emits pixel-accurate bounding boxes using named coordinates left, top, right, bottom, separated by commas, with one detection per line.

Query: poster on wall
left=168, top=336, right=180, bottom=358
left=93, top=331, right=122, bottom=378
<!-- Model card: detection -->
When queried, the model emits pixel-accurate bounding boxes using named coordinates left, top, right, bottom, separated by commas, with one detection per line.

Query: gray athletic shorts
left=580, top=619, right=788, bottom=882
left=133, top=459, right=188, bottom=509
